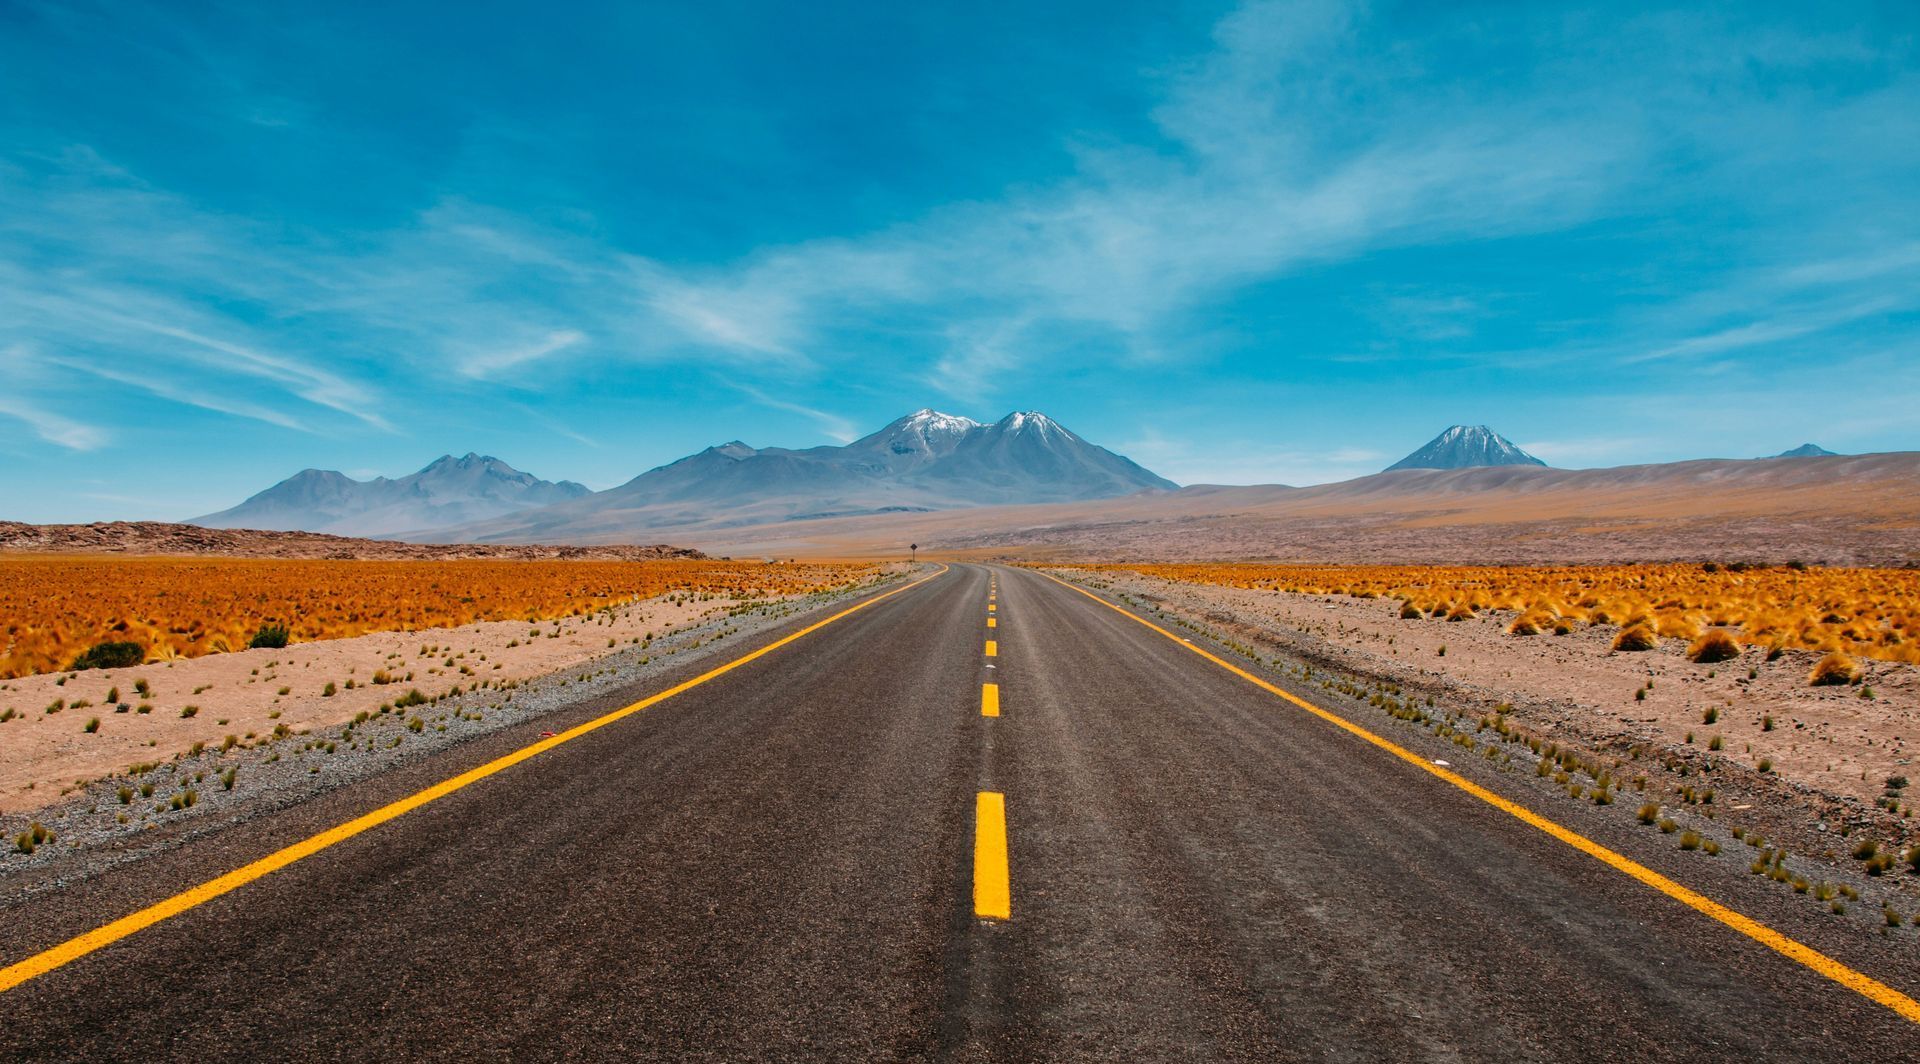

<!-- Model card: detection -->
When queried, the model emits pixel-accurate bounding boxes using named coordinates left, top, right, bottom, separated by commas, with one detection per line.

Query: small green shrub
left=14, top=822, right=53, bottom=853
left=248, top=624, right=291, bottom=650
left=70, top=641, right=144, bottom=671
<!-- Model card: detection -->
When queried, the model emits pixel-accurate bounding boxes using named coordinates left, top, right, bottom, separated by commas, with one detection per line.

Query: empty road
left=2, top=564, right=1918, bottom=1061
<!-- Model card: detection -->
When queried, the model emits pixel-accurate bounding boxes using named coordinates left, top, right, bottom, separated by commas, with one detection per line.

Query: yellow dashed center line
left=0, top=567, right=950, bottom=995
left=1035, top=569, right=1920, bottom=1025
left=988, top=603, right=996, bottom=612
left=984, top=640, right=997, bottom=657
left=987, top=617, right=997, bottom=628
left=974, top=791, right=1011, bottom=919
left=981, top=683, right=1000, bottom=718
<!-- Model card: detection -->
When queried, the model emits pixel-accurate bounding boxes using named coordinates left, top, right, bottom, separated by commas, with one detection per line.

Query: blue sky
left=2, top=0, right=1917, bottom=521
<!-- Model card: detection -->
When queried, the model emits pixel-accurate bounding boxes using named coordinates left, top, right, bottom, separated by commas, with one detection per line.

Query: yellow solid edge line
left=1035, top=570, right=1920, bottom=1025
left=984, top=640, right=997, bottom=657
left=982, top=683, right=1000, bottom=718
left=0, top=566, right=951, bottom=995
left=974, top=791, right=1011, bottom=919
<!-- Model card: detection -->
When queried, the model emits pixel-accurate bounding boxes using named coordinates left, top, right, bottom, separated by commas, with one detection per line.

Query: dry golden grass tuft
left=1066, top=562, right=1920, bottom=668
left=0, top=557, right=879, bottom=678
left=1808, top=651, right=1859, bottom=687
left=1508, top=612, right=1547, bottom=636
left=1612, top=625, right=1659, bottom=652
left=1687, top=629, right=1742, bottom=664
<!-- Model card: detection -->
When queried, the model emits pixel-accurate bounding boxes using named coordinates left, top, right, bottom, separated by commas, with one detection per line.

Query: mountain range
left=434, top=410, right=1176, bottom=543
left=185, top=412, right=1886, bottom=550
left=192, top=453, right=589, bottom=538
left=643, top=450, right=1920, bottom=567
left=191, top=411, right=1174, bottom=542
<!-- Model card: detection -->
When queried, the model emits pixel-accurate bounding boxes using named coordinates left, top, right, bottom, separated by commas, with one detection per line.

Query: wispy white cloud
left=39, top=349, right=308, bottom=431
left=627, top=2, right=1637, bottom=389
left=457, top=328, right=588, bottom=380
left=1629, top=296, right=1901, bottom=364
left=725, top=383, right=859, bottom=444
left=0, top=394, right=107, bottom=451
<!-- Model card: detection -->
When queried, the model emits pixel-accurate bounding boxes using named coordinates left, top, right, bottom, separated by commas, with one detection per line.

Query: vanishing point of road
left=3, top=564, right=1918, bottom=1061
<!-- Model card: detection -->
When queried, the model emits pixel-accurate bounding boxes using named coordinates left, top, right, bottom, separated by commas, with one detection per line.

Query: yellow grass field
left=1063, top=563, right=1920, bottom=667
left=0, top=556, right=880, bottom=679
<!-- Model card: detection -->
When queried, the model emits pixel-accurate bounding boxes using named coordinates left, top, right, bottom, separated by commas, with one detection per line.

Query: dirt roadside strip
left=0, top=567, right=916, bottom=899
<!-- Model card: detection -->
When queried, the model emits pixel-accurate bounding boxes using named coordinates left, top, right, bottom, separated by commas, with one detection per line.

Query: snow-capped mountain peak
left=853, top=409, right=985, bottom=460
left=997, top=411, right=1072, bottom=440
left=902, top=408, right=981, bottom=435
left=1385, top=425, right=1547, bottom=472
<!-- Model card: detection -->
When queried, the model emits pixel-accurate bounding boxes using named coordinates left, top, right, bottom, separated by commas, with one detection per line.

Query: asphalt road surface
left=3, top=564, right=1918, bottom=1061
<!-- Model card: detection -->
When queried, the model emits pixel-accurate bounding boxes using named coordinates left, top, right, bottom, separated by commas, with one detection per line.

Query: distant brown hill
left=20, top=452, right=1915, bottom=566
left=0, top=522, right=703, bottom=561
left=563, top=451, right=1920, bottom=566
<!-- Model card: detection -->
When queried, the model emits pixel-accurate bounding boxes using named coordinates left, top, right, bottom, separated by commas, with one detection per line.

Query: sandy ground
left=1064, top=569, right=1920, bottom=811
left=0, top=592, right=750, bottom=814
